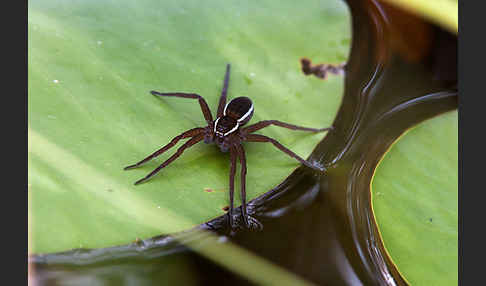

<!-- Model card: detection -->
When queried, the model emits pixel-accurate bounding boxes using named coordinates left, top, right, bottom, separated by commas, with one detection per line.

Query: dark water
left=29, top=0, right=457, bottom=284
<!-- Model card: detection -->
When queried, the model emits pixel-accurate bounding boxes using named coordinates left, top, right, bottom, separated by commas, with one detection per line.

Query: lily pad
left=371, top=110, right=458, bottom=285
left=378, top=0, right=458, bottom=33
left=28, top=0, right=351, bottom=253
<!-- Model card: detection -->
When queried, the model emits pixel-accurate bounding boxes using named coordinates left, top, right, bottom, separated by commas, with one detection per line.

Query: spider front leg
left=241, top=120, right=332, bottom=172
left=131, top=133, right=205, bottom=185
left=234, top=143, right=249, bottom=227
left=124, top=127, right=205, bottom=170
left=244, top=133, right=325, bottom=172
left=228, top=146, right=237, bottom=228
left=242, top=120, right=333, bottom=134
left=230, top=143, right=263, bottom=231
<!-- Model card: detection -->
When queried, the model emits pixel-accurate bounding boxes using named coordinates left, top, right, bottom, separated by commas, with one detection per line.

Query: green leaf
left=28, top=0, right=351, bottom=253
left=371, top=110, right=458, bottom=285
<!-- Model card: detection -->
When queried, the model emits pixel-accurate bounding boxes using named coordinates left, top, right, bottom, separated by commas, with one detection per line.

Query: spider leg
left=133, top=134, right=204, bottom=185
left=216, top=64, right=231, bottom=118
left=244, top=133, right=325, bottom=172
left=124, top=127, right=205, bottom=170
left=235, top=143, right=249, bottom=227
left=151, top=91, right=214, bottom=125
left=242, top=120, right=332, bottom=135
left=228, top=145, right=237, bottom=228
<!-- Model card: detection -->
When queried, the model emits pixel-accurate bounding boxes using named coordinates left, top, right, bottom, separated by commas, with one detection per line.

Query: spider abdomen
left=224, top=97, right=254, bottom=125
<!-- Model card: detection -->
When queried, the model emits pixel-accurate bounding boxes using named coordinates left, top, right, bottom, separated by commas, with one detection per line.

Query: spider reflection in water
left=124, top=64, right=332, bottom=229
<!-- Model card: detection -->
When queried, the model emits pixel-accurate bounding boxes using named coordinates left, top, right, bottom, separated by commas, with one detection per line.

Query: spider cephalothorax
left=211, top=97, right=253, bottom=152
left=124, top=64, right=332, bottom=229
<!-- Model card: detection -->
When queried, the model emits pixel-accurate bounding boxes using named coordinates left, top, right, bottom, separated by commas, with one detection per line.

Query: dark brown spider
left=124, top=64, right=332, bottom=229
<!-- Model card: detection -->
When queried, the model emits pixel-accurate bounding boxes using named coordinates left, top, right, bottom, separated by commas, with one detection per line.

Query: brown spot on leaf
left=222, top=206, right=229, bottom=211
left=205, top=188, right=226, bottom=193
left=300, top=58, right=345, bottom=80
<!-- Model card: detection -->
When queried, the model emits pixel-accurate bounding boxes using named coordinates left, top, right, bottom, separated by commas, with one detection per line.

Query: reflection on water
left=30, top=0, right=457, bottom=284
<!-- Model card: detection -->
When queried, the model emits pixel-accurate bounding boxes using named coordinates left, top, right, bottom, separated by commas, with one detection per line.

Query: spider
left=124, top=64, right=332, bottom=229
